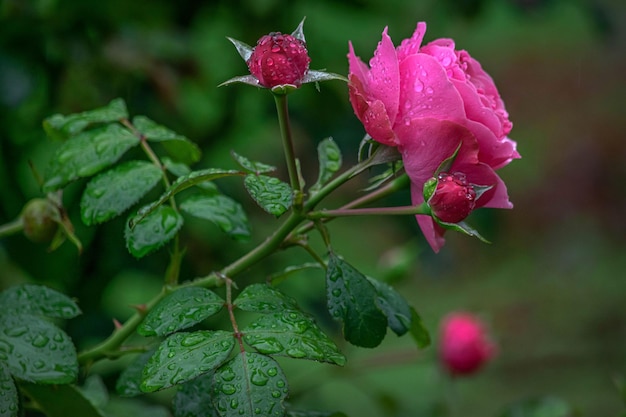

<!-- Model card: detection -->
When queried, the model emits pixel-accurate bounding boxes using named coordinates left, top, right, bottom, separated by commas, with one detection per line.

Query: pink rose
left=348, top=22, right=520, bottom=252
left=439, top=312, right=496, bottom=376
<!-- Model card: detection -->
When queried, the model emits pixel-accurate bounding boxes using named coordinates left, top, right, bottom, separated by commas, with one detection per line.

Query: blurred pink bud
left=428, top=172, right=476, bottom=224
left=247, top=32, right=311, bottom=88
left=439, top=312, right=496, bottom=376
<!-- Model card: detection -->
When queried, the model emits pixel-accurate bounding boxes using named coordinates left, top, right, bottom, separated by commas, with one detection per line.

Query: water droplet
left=31, top=334, right=49, bottom=348
left=286, top=348, right=307, bottom=358
left=180, top=333, right=205, bottom=347
left=33, top=359, right=46, bottom=370
left=4, top=326, right=27, bottom=337
left=221, top=383, right=236, bottom=395
left=267, top=367, right=277, bottom=377
left=167, top=350, right=176, bottom=358
left=271, top=390, right=281, bottom=398
left=250, top=369, right=269, bottom=386
left=413, top=79, right=424, bottom=92
left=425, top=86, right=434, bottom=95
left=331, top=289, right=341, bottom=297
left=276, top=380, right=285, bottom=388
left=230, top=398, right=239, bottom=409
left=442, top=56, right=452, bottom=67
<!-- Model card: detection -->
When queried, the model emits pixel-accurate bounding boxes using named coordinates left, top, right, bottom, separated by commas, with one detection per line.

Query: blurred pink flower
left=247, top=32, right=311, bottom=88
left=348, top=22, right=520, bottom=252
left=439, top=312, right=496, bottom=376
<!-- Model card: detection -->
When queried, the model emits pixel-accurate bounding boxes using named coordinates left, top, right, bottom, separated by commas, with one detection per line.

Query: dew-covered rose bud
left=21, top=198, right=58, bottom=243
left=247, top=32, right=311, bottom=88
left=427, top=172, right=476, bottom=224
left=439, top=312, right=496, bottom=376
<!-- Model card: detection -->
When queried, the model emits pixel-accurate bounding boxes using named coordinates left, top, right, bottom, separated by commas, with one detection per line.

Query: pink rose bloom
left=348, top=22, right=520, bottom=252
left=439, top=312, right=496, bottom=376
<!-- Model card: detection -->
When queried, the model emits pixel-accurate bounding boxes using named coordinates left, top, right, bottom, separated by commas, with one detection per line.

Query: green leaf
left=498, top=396, right=574, bottom=417
left=43, top=124, right=140, bottom=192
left=0, top=364, right=18, bottom=417
left=133, top=116, right=201, bottom=165
left=129, top=168, right=242, bottom=227
left=0, top=314, right=77, bottom=384
left=326, top=253, right=387, bottom=348
left=116, top=350, right=156, bottom=397
left=230, top=151, right=276, bottom=174
left=212, top=352, right=288, bottom=417
left=242, top=310, right=345, bottom=365
left=244, top=174, right=293, bottom=217
left=138, top=287, right=225, bottom=337
left=438, top=219, right=491, bottom=244
left=173, top=372, right=220, bottom=417
left=80, top=161, right=163, bottom=226
left=0, top=284, right=81, bottom=319
left=125, top=205, right=183, bottom=258
left=20, top=382, right=106, bottom=417
left=365, top=277, right=412, bottom=336
left=234, top=284, right=299, bottom=314
left=310, top=137, right=342, bottom=194
left=79, top=375, right=109, bottom=409
left=141, top=330, right=235, bottom=392
left=43, top=98, right=128, bottom=140
left=409, top=307, right=431, bottom=349
left=180, top=194, right=251, bottom=240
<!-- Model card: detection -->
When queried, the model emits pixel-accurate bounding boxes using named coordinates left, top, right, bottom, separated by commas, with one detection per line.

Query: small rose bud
left=247, top=32, right=311, bottom=88
left=439, top=312, right=496, bottom=376
left=21, top=198, right=58, bottom=243
left=428, top=172, right=476, bottom=224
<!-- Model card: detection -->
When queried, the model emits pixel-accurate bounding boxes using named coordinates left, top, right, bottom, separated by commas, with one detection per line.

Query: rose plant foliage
left=0, top=19, right=521, bottom=417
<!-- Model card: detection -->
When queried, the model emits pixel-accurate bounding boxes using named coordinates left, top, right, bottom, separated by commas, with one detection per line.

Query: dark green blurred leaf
left=231, top=151, right=276, bottom=174
left=133, top=115, right=201, bottom=164
left=138, top=287, right=225, bottom=337
left=0, top=364, right=18, bottom=417
left=180, top=194, right=251, bottom=240
left=141, top=330, right=235, bottom=393
left=20, top=382, right=106, bottom=417
left=116, top=350, right=156, bottom=397
left=242, top=310, right=345, bottom=365
left=43, top=98, right=128, bottom=140
left=0, top=314, right=77, bottom=384
left=310, top=137, right=342, bottom=194
left=365, top=277, right=411, bottom=336
left=499, top=396, right=575, bottom=417
left=173, top=372, right=220, bottom=417
left=244, top=174, right=293, bottom=217
left=234, top=283, right=299, bottom=314
left=0, top=284, right=81, bottom=319
left=43, top=124, right=140, bottom=192
left=409, top=307, right=431, bottom=349
left=125, top=205, right=183, bottom=258
left=79, top=375, right=109, bottom=409
left=326, top=253, right=387, bottom=348
left=129, top=168, right=242, bottom=227
left=80, top=160, right=163, bottom=226
left=212, top=352, right=288, bottom=417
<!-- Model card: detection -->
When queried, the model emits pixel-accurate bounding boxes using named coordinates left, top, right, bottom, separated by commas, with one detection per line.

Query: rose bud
left=428, top=172, right=476, bottom=224
left=21, top=198, right=58, bottom=243
left=247, top=32, right=311, bottom=88
left=439, top=312, right=496, bottom=376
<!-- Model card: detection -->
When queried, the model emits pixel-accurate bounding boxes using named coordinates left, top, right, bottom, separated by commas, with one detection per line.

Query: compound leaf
left=133, top=116, right=201, bottom=165
left=234, top=284, right=298, bottom=314
left=0, top=284, right=81, bottom=319
left=125, top=205, right=183, bottom=258
left=43, top=98, right=128, bottom=140
left=81, top=161, right=162, bottom=226
left=43, top=123, right=139, bottom=192
left=138, top=287, right=225, bottom=337
left=244, top=175, right=292, bottom=217
left=326, top=253, right=387, bottom=348
left=141, top=330, right=234, bottom=393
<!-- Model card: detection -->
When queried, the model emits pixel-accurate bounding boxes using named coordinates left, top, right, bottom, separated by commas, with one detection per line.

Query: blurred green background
left=1, top=0, right=625, bottom=416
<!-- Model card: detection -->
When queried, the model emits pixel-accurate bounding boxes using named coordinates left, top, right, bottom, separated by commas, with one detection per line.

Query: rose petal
left=348, top=74, right=397, bottom=146
left=450, top=160, right=512, bottom=209
left=366, top=27, right=401, bottom=124
left=396, top=54, right=466, bottom=130
left=347, top=41, right=370, bottom=84
left=397, top=21, right=427, bottom=62
left=463, top=119, right=519, bottom=169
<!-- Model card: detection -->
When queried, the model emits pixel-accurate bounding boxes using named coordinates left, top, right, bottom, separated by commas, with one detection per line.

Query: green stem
left=273, top=93, right=303, bottom=208
left=308, top=203, right=430, bottom=220
left=0, top=218, right=24, bottom=238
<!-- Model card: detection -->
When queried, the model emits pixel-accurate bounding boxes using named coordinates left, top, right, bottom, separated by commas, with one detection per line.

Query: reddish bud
left=439, top=312, right=496, bottom=376
left=428, top=172, right=476, bottom=223
left=247, top=32, right=311, bottom=88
